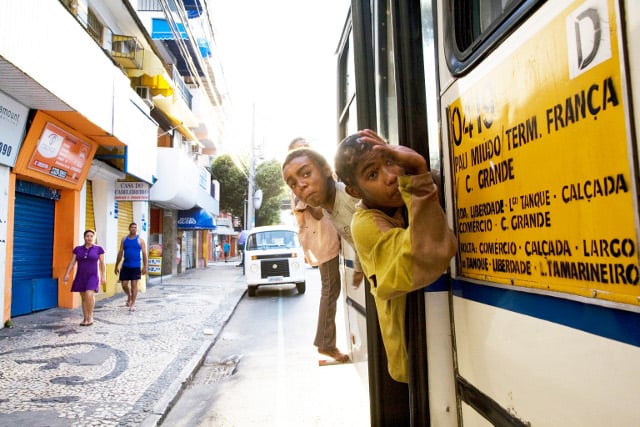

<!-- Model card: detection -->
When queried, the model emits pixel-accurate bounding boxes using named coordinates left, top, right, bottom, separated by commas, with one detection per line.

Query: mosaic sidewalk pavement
left=0, top=264, right=246, bottom=427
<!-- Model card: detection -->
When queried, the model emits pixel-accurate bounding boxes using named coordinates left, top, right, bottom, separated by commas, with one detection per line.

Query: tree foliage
left=254, top=159, right=286, bottom=226
left=211, top=155, right=248, bottom=219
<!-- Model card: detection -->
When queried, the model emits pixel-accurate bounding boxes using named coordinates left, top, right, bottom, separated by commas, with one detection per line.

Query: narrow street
left=161, top=265, right=370, bottom=426
left=0, top=264, right=246, bottom=426
left=0, top=262, right=370, bottom=426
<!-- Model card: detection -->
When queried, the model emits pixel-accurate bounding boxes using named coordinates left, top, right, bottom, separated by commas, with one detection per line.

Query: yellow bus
left=336, top=0, right=640, bottom=425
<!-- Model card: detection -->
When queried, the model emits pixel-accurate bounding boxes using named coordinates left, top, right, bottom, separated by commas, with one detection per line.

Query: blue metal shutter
left=11, top=192, right=56, bottom=316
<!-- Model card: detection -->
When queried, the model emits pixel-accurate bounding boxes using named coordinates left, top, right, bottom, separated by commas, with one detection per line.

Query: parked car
left=244, top=225, right=306, bottom=296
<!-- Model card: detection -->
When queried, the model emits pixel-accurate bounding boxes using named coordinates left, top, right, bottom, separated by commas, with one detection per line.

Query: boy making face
left=334, top=129, right=458, bottom=383
left=337, top=129, right=428, bottom=211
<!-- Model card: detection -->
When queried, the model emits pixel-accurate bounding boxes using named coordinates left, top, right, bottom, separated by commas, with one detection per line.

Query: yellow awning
left=141, top=73, right=173, bottom=97
left=125, top=49, right=174, bottom=97
left=176, top=123, right=203, bottom=147
left=163, top=112, right=203, bottom=147
left=153, top=95, right=199, bottom=128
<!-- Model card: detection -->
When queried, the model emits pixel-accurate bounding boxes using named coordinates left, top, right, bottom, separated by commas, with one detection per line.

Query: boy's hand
left=357, top=129, right=387, bottom=146
left=358, top=129, right=428, bottom=175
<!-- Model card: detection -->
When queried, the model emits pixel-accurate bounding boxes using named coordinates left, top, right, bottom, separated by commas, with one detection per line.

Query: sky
left=209, top=0, right=349, bottom=165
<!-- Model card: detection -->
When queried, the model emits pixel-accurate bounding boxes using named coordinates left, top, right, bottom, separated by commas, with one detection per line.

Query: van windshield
left=245, top=230, right=300, bottom=251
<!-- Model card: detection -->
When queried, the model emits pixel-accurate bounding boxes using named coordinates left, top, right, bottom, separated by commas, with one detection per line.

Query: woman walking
left=63, top=229, right=106, bottom=326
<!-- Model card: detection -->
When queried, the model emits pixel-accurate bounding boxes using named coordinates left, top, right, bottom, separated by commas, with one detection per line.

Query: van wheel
left=248, top=285, right=258, bottom=297
left=296, top=282, right=306, bottom=294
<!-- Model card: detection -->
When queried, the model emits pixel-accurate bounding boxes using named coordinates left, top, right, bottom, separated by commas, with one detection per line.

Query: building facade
left=0, top=0, right=228, bottom=325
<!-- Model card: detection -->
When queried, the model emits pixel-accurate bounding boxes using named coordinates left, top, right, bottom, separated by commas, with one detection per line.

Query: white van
left=244, top=225, right=306, bottom=296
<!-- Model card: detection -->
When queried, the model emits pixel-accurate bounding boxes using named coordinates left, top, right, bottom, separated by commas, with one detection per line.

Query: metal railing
left=137, top=0, right=162, bottom=12
left=172, top=67, right=193, bottom=109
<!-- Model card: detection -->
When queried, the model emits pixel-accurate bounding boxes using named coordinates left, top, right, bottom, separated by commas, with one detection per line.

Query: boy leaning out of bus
left=335, top=129, right=458, bottom=383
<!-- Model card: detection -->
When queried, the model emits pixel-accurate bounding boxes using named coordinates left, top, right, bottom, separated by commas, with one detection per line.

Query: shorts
left=119, top=266, right=141, bottom=281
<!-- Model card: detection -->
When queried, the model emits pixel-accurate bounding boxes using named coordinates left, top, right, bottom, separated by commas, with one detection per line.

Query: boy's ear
left=345, top=185, right=362, bottom=199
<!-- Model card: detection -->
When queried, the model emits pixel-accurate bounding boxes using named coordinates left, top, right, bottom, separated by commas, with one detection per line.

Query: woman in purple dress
left=63, top=229, right=106, bottom=326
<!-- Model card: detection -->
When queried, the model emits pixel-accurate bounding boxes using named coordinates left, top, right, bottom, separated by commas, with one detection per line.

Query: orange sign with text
left=13, top=111, right=98, bottom=191
left=28, top=122, right=92, bottom=185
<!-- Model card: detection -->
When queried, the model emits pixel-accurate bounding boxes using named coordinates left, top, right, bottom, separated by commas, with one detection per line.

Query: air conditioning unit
left=112, top=39, right=132, bottom=55
left=135, top=86, right=153, bottom=108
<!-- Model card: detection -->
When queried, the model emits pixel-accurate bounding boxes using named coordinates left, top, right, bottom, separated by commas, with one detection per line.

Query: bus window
left=454, top=0, right=522, bottom=52
left=447, top=0, right=542, bottom=73
left=420, top=0, right=440, bottom=171
left=338, top=29, right=359, bottom=140
left=374, top=0, right=397, bottom=143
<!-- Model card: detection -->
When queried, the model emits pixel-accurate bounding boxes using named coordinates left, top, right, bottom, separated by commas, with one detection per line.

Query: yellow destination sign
left=448, top=0, right=639, bottom=305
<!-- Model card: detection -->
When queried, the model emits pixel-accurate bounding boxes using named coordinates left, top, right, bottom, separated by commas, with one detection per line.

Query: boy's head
left=335, top=134, right=405, bottom=210
left=334, top=134, right=371, bottom=188
left=282, top=148, right=335, bottom=208
left=288, top=137, right=310, bottom=151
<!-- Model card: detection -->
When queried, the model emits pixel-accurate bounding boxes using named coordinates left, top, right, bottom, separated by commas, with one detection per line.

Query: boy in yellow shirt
left=334, top=129, right=458, bottom=382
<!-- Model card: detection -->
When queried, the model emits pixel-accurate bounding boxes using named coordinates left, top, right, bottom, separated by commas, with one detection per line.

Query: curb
left=139, top=340, right=211, bottom=427
left=139, top=289, right=244, bottom=426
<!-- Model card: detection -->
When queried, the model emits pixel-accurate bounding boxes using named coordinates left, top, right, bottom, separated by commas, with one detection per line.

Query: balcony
left=172, top=67, right=193, bottom=109
left=150, top=147, right=218, bottom=214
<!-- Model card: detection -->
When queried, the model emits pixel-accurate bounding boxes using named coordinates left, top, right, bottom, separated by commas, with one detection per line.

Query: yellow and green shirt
left=351, top=172, right=458, bottom=383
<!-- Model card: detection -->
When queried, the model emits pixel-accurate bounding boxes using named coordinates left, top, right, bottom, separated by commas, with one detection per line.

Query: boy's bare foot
left=318, top=347, right=349, bottom=363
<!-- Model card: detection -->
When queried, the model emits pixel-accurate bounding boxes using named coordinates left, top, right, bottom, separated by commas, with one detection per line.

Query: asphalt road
left=161, top=266, right=371, bottom=426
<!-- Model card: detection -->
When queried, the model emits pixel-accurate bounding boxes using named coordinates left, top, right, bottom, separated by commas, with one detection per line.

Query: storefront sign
left=115, top=181, right=150, bottom=201
left=0, top=91, right=29, bottom=167
left=27, top=122, right=92, bottom=185
left=177, top=208, right=216, bottom=229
